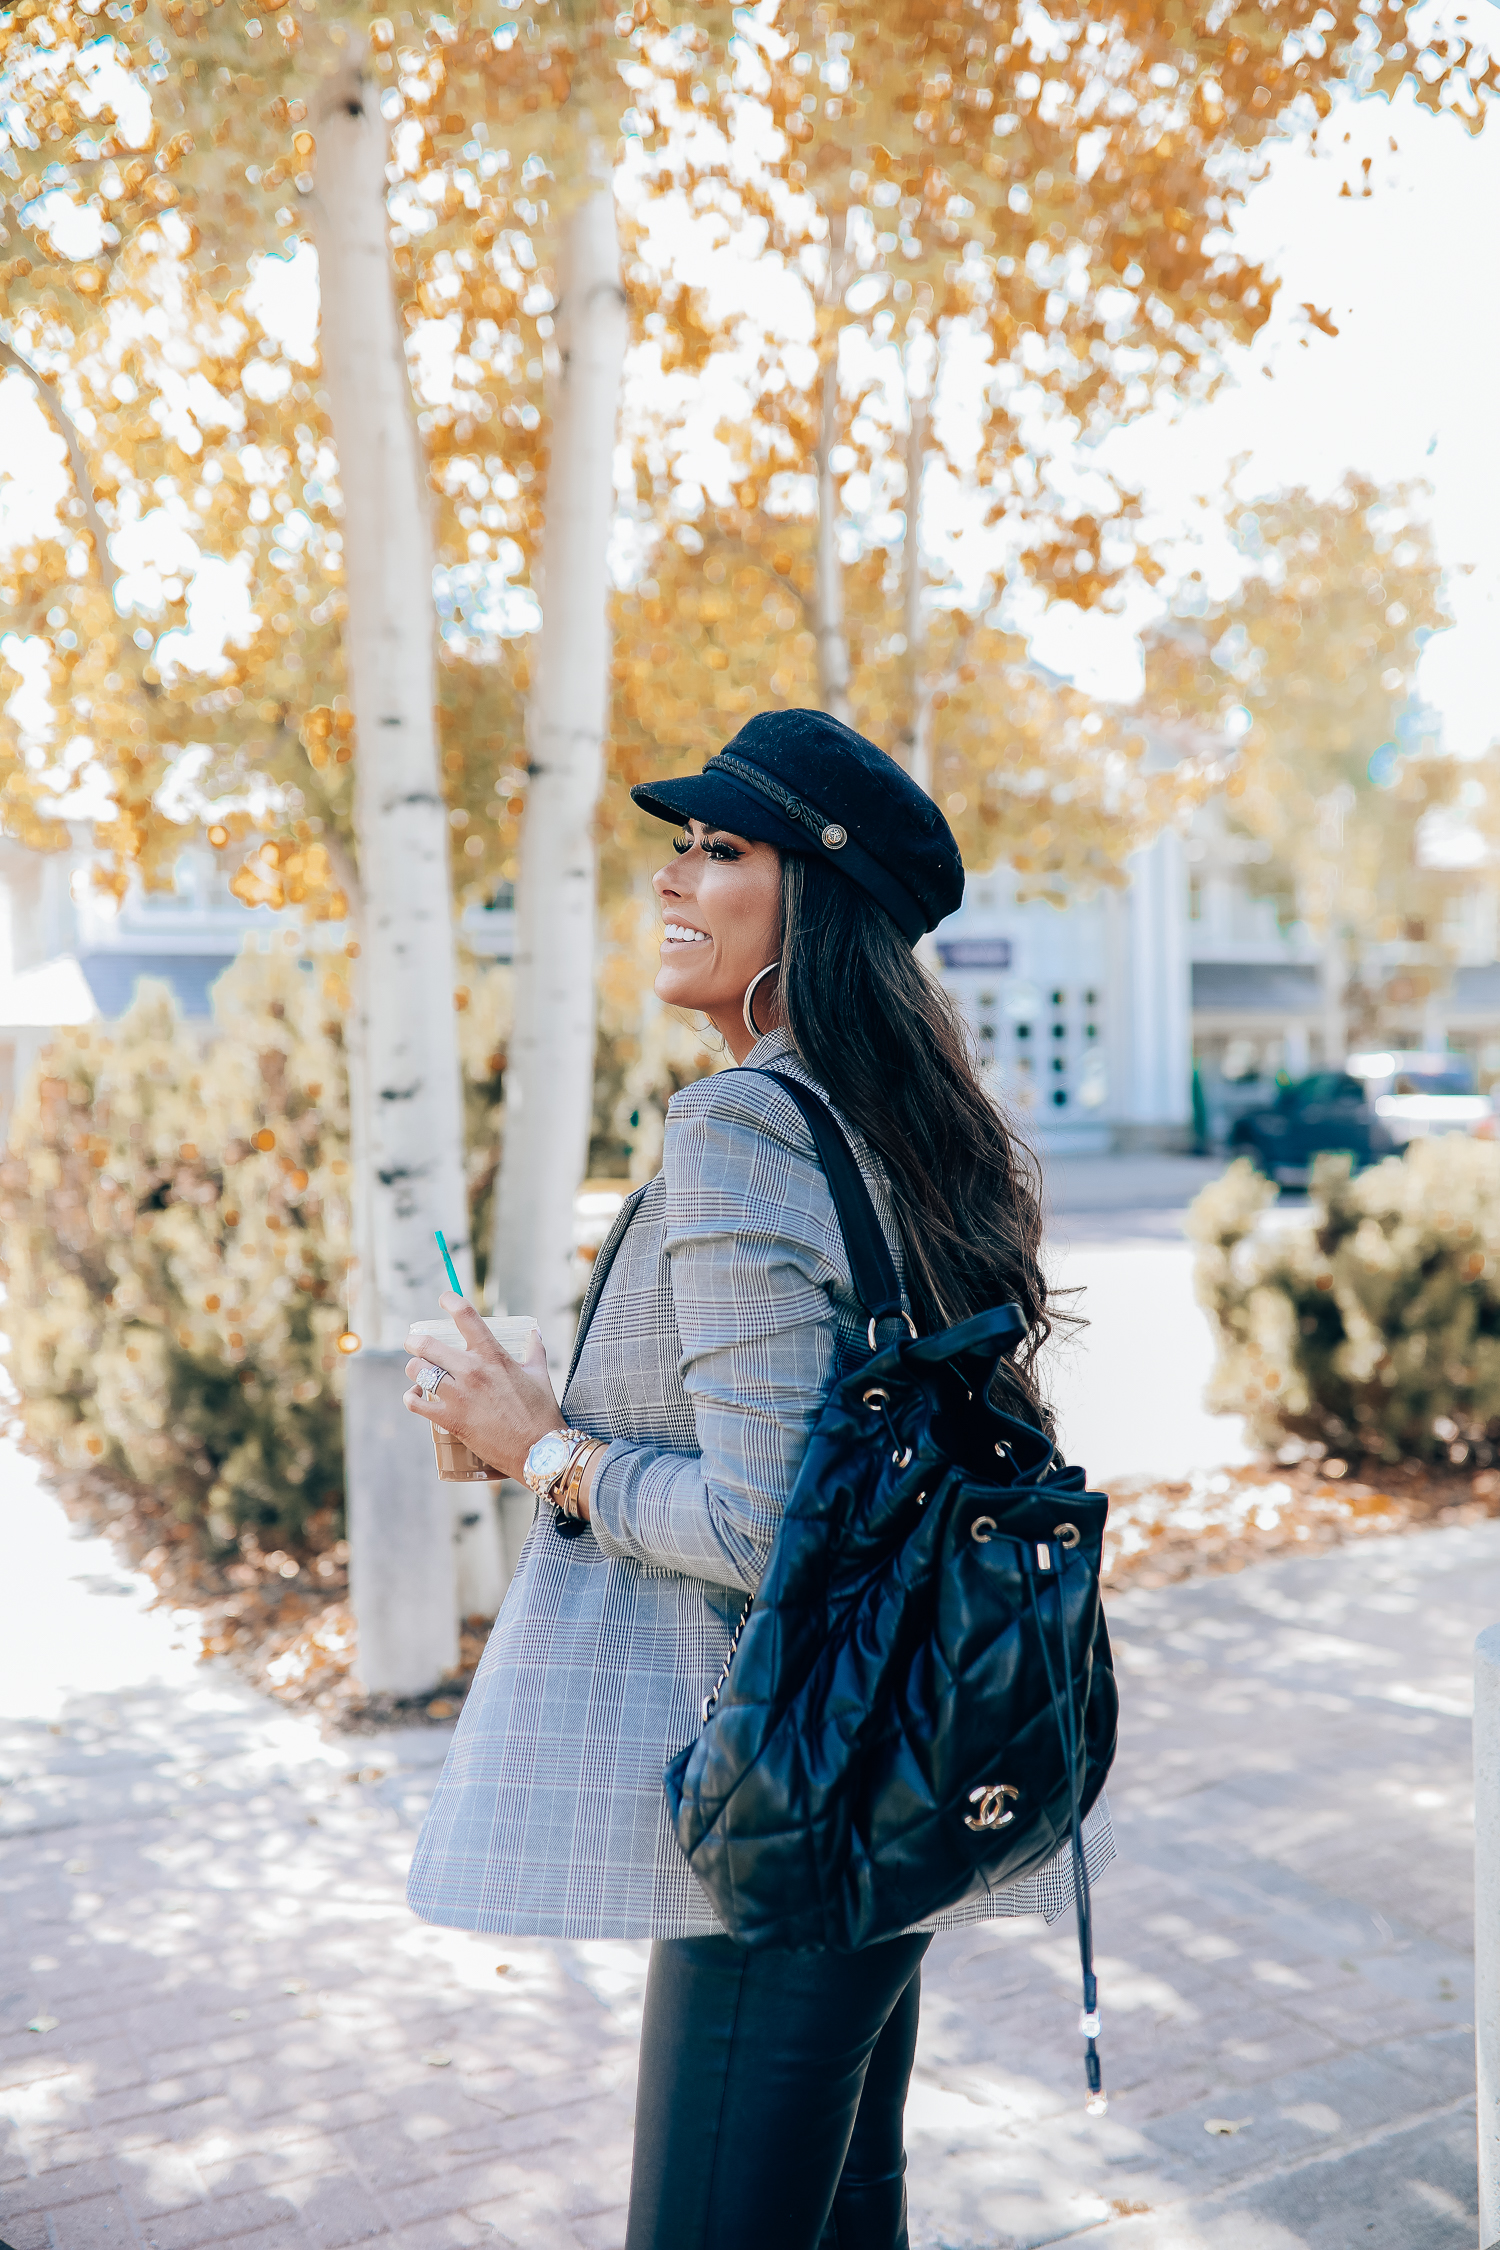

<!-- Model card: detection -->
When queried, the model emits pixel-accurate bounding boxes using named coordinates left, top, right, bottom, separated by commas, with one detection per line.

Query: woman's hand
left=403, top=1292, right=565, bottom=1482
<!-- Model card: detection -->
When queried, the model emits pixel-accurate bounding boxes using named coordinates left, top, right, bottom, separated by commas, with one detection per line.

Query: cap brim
left=630, top=773, right=813, bottom=857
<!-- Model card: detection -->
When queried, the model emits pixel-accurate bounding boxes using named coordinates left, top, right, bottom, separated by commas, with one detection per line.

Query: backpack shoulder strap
left=745, top=1069, right=910, bottom=1336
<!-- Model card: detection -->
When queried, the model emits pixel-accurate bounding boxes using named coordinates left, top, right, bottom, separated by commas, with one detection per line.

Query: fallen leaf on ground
left=1204, top=2117, right=1252, bottom=2136
left=26, top=2016, right=58, bottom=2033
left=494, top=1964, right=509, bottom=1976
left=420, top=2050, right=453, bottom=2068
left=1103, top=1457, right=1494, bottom=1591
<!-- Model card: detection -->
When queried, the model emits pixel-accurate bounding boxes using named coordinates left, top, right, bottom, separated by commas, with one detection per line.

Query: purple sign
left=936, top=938, right=1013, bottom=971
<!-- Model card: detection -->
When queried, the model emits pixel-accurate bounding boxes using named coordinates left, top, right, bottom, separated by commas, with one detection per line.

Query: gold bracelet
left=558, top=1440, right=600, bottom=1519
left=556, top=1438, right=605, bottom=1520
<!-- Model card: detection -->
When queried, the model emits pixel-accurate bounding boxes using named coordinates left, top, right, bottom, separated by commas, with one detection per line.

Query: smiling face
left=652, top=820, right=785, bottom=1061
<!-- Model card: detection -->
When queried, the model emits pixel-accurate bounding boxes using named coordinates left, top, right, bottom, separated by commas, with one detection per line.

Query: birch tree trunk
left=813, top=216, right=853, bottom=725
left=322, top=835, right=377, bottom=1351
left=309, top=52, right=467, bottom=1695
left=1314, top=786, right=1353, bottom=1068
left=491, top=181, right=628, bottom=1364
left=309, top=49, right=470, bottom=1345
left=897, top=391, right=932, bottom=792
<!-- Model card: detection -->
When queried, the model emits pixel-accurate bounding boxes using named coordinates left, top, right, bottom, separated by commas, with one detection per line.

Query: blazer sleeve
left=585, top=1069, right=850, bottom=1592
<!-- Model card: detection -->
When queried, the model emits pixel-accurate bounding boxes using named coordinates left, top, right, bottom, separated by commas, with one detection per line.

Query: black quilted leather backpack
left=663, top=1071, right=1118, bottom=2108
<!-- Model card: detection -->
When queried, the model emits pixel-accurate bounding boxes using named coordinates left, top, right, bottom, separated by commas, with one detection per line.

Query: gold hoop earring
left=743, top=963, right=780, bottom=1039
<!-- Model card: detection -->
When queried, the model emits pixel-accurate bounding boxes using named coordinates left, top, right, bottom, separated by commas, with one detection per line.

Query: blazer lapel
left=564, top=1183, right=649, bottom=1391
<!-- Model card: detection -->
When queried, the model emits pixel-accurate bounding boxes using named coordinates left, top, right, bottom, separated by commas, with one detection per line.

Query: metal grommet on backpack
left=663, top=1070, right=1118, bottom=2114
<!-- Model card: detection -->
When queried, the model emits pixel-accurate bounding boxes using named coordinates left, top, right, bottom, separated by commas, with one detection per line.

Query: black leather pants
left=623, top=1930, right=932, bottom=2250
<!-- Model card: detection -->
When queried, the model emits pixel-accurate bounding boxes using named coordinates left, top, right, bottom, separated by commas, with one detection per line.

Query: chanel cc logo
left=963, top=1783, right=1019, bottom=1831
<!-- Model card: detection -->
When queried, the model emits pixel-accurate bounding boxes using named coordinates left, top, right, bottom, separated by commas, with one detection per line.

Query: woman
left=403, top=708, right=1111, bottom=2250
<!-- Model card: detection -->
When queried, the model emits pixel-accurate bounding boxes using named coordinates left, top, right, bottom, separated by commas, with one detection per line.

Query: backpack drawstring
left=1027, top=1556, right=1106, bottom=2114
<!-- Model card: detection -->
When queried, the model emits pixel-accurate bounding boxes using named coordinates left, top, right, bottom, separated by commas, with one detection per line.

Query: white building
left=935, top=791, right=1500, bottom=1150
left=0, top=839, right=279, bottom=1132
left=932, top=826, right=1190, bottom=1154
left=0, top=839, right=514, bottom=1137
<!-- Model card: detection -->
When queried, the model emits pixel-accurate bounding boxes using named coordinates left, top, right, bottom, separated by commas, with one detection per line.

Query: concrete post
left=1475, top=1623, right=1500, bottom=2246
left=344, top=1350, right=459, bottom=1697
left=496, top=1479, right=537, bottom=1588
left=453, top=1486, right=509, bottom=1620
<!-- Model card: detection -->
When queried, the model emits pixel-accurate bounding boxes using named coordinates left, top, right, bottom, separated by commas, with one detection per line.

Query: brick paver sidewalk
left=1, top=1456, right=1488, bottom=2250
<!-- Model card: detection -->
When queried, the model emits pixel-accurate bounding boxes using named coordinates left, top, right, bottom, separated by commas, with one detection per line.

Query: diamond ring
left=417, top=1361, right=449, bottom=1399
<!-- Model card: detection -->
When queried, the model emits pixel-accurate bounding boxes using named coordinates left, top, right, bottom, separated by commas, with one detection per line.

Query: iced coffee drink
left=409, top=1315, right=538, bottom=1482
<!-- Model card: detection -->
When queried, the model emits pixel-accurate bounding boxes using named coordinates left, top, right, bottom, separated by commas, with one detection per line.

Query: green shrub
left=0, top=945, right=505, bottom=1550
left=1188, top=1141, right=1500, bottom=1465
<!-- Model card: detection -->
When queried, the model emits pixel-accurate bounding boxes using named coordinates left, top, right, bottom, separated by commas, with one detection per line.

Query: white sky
left=1054, top=81, right=1500, bottom=749
left=2, top=77, right=1497, bottom=761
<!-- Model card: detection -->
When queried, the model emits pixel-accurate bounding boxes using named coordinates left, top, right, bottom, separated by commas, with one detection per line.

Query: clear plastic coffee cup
left=408, top=1315, right=539, bottom=1482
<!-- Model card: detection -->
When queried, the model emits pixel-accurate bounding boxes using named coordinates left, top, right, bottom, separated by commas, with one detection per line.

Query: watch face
left=528, top=1433, right=573, bottom=1484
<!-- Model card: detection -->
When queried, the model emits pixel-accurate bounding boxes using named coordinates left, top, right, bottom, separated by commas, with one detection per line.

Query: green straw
left=435, top=1230, right=462, bottom=1295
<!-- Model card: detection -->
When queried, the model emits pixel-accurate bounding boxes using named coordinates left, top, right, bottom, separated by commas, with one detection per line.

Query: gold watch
left=522, top=1427, right=595, bottom=1507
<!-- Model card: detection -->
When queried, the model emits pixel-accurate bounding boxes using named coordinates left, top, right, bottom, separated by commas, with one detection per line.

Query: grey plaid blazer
left=407, top=1026, right=1112, bottom=1941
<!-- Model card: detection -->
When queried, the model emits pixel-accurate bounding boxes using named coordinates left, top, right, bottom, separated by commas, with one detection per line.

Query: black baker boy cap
left=630, top=708, right=964, bottom=945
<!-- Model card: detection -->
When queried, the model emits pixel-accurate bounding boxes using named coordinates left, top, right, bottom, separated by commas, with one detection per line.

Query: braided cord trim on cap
left=707, top=750, right=830, bottom=845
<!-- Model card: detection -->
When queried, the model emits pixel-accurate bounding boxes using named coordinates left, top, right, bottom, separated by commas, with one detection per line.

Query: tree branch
left=0, top=339, right=120, bottom=599
left=714, top=527, right=808, bottom=618
left=898, top=389, right=930, bottom=783
left=323, top=827, right=364, bottom=935
left=811, top=212, right=855, bottom=725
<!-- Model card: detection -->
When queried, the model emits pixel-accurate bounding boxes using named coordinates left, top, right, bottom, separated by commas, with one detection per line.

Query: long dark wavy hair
left=775, top=852, right=1056, bottom=1424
